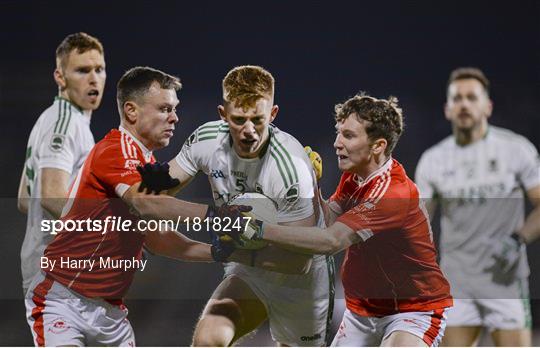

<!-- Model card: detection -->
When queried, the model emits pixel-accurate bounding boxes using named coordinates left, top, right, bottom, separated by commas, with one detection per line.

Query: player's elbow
left=17, top=198, right=28, bottom=214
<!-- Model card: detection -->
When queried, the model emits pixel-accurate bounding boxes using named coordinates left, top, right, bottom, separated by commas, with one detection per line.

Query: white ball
left=227, top=192, right=278, bottom=250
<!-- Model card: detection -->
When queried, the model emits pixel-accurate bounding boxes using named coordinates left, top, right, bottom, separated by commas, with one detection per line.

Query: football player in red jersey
left=25, top=66, right=238, bottom=347
left=227, top=94, right=453, bottom=347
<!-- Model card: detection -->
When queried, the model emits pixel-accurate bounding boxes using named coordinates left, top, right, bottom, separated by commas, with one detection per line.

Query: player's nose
left=169, top=111, right=179, bottom=123
left=243, top=121, right=256, bottom=134
left=334, top=134, right=343, bottom=149
left=88, top=70, right=98, bottom=85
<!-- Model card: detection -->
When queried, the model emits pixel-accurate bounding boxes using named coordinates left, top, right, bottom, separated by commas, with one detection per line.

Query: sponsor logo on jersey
left=231, top=170, right=247, bottom=179
left=210, top=169, right=226, bottom=179
left=285, top=183, right=299, bottom=203
left=124, top=159, right=142, bottom=170
left=49, top=134, right=65, bottom=152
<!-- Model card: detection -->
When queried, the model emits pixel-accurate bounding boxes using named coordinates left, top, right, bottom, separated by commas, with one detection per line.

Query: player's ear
left=218, top=105, right=227, bottom=121
left=443, top=103, right=451, bottom=121
left=54, top=68, right=66, bottom=90
left=123, top=101, right=138, bottom=124
left=486, top=99, right=493, bottom=119
left=371, top=138, right=387, bottom=156
left=270, top=105, right=279, bottom=122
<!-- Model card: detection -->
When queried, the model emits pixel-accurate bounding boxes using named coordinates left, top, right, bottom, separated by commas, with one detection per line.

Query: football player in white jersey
left=17, top=32, right=106, bottom=293
left=158, top=65, right=333, bottom=346
left=415, top=67, right=540, bottom=346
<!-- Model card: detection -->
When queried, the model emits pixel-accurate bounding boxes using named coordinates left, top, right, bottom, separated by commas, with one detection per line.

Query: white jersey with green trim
left=21, top=97, right=94, bottom=290
left=176, top=120, right=321, bottom=223
left=415, top=126, right=540, bottom=277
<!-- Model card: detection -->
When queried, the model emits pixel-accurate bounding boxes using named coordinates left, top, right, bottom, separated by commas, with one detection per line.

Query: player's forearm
left=145, top=229, right=213, bottom=262
left=263, top=224, right=342, bottom=255
left=519, top=206, right=540, bottom=244
left=132, top=194, right=208, bottom=221
left=40, top=197, right=67, bottom=219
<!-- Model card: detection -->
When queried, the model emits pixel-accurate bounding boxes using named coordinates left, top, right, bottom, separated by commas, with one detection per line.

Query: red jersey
left=44, top=127, right=154, bottom=299
left=329, top=158, right=452, bottom=317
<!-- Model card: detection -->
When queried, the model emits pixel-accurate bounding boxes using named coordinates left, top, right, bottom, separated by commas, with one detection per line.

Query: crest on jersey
left=255, top=183, right=264, bottom=194
left=285, top=183, right=299, bottom=203
left=124, top=159, right=141, bottom=170
left=49, top=134, right=65, bottom=152
left=488, top=159, right=498, bottom=172
left=183, top=132, right=197, bottom=148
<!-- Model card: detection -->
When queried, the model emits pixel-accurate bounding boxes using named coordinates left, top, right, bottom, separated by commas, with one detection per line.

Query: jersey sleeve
left=37, top=121, right=79, bottom=174
left=414, top=151, right=437, bottom=199
left=174, top=130, right=205, bottom=176
left=328, top=173, right=351, bottom=215
left=92, top=144, right=147, bottom=198
left=336, top=178, right=409, bottom=241
left=515, top=138, right=540, bottom=190
left=275, top=155, right=315, bottom=223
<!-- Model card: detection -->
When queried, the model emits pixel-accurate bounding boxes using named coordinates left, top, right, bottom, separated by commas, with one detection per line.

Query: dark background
left=0, top=0, right=539, bottom=346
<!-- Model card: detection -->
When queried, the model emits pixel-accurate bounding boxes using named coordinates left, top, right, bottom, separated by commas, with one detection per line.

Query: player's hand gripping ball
left=224, top=192, right=278, bottom=250
left=304, top=146, right=322, bottom=181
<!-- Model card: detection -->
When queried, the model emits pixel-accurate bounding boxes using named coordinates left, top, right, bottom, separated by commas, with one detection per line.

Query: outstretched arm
left=262, top=221, right=361, bottom=255
left=228, top=214, right=318, bottom=275
left=145, top=226, right=213, bottom=262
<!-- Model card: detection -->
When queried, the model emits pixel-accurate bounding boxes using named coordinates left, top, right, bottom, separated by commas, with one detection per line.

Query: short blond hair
left=222, top=65, right=274, bottom=109
left=335, top=93, right=404, bottom=156
left=56, top=32, right=104, bottom=69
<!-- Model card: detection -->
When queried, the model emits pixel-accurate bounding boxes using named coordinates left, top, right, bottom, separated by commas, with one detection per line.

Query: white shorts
left=447, top=297, right=531, bottom=330
left=224, top=255, right=334, bottom=346
left=443, top=264, right=531, bottom=330
left=331, top=308, right=449, bottom=347
left=25, top=272, right=135, bottom=347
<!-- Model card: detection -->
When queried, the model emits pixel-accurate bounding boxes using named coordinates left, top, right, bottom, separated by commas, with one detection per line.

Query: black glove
left=205, top=204, right=252, bottom=246
left=209, top=228, right=236, bottom=262
left=136, top=162, right=180, bottom=194
left=490, top=232, right=524, bottom=274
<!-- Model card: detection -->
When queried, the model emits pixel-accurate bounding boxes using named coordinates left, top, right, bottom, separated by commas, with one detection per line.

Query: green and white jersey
left=176, top=120, right=319, bottom=223
left=21, top=97, right=95, bottom=290
left=415, top=126, right=540, bottom=277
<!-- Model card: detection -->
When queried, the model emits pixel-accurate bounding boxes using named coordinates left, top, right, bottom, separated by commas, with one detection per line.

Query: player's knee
left=205, top=298, right=243, bottom=324
left=192, top=299, right=241, bottom=346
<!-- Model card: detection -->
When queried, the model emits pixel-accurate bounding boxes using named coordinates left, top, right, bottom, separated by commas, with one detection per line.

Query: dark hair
left=334, top=93, right=404, bottom=156
left=56, top=32, right=104, bottom=68
left=117, top=66, right=182, bottom=114
left=447, top=67, right=490, bottom=95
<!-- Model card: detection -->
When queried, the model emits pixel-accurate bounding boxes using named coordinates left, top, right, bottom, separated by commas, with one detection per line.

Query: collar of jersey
left=354, top=157, right=393, bottom=186
left=118, top=125, right=153, bottom=162
left=55, top=96, right=83, bottom=113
